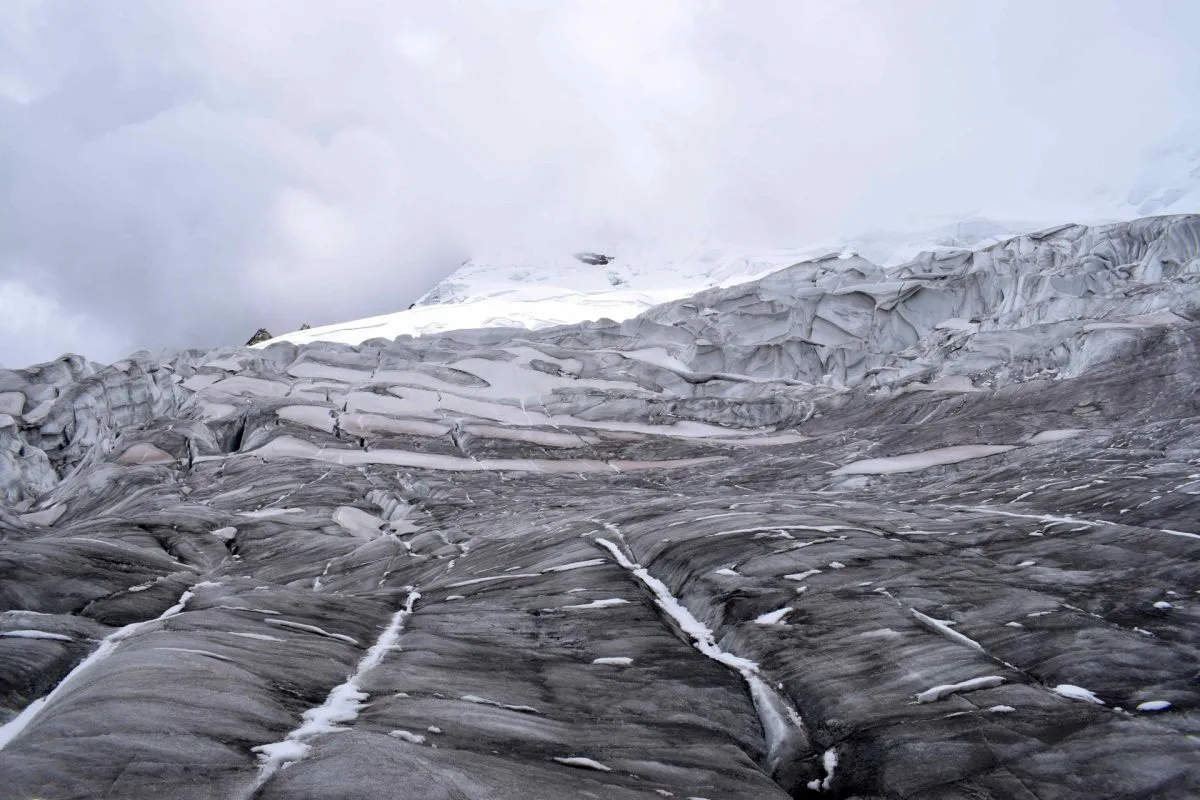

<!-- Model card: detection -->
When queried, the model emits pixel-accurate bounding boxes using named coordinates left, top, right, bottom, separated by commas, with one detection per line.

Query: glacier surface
left=0, top=215, right=1198, bottom=798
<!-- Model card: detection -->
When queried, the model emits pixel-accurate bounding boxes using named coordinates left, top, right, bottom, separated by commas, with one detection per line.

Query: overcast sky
left=1, top=0, right=1198, bottom=367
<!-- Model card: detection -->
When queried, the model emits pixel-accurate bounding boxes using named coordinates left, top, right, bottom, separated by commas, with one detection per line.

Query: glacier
left=0, top=215, right=1198, bottom=798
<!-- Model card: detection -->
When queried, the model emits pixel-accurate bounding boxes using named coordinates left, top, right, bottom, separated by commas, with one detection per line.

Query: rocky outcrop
left=0, top=216, right=1197, bottom=798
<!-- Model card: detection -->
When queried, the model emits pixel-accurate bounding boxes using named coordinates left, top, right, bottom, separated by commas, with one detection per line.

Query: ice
left=592, top=657, right=634, bottom=666
left=715, top=567, right=740, bottom=576
left=1136, top=700, right=1172, bottom=712
left=989, top=705, right=1016, bottom=713
left=1052, top=684, right=1105, bottom=705
left=0, top=392, right=25, bottom=415
left=562, top=598, right=629, bottom=610
left=915, top=676, right=1005, bottom=703
left=552, top=756, right=612, bottom=772
left=754, top=607, right=793, bottom=625
left=0, top=630, right=72, bottom=641
left=832, top=445, right=1016, bottom=476
left=1153, top=601, right=1172, bottom=610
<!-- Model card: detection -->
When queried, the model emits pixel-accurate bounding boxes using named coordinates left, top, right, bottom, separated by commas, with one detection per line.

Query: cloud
left=0, top=0, right=1197, bottom=366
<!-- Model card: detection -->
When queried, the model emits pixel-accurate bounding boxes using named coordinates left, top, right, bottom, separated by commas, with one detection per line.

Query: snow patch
left=916, top=676, right=1005, bottom=703
left=1053, top=684, right=1104, bottom=705
left=592, top=657, right=633, bottom=667
left=832, top=445, right=1016, bottom=476
left=562, top=598, right=630, bottom=610
left=553, top=756, right=612, bottom=772
left=1136, top=700, right=1171, bottom=712
left=754, top=607, right=793, bottom=625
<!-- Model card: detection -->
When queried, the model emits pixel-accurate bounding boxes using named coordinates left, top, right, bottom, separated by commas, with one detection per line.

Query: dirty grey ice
left=1, top=215, right=1198, bottom=799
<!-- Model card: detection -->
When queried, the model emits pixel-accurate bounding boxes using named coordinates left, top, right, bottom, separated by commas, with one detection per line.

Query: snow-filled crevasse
left=249, top=588, right=421, bottom=789
left=592, top=534, right=816, bottom=788
left=0, top=584, right=199, bottom=750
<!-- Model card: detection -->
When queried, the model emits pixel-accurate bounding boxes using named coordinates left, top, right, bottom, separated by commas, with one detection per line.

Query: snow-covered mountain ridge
left=263, top=145, right=1200, bottom=350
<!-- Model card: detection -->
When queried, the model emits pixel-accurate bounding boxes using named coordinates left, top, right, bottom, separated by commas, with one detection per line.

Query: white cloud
left=0, top=0, right=1196, bottom=367
left=0, top=279, right=126, bottom=368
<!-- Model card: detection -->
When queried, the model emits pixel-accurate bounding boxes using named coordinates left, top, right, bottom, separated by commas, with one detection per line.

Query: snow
left=447, top=573, right=541, bottom=588
left=114, top=443, right=176, bottom=465
left=388, top=730, right=426, bottom=744
left=593, top=534, right=807, bottom=772
left=989, top=705, right=1016, bottom=713
left=332, top=506, right=388, bottom=539
left=460, top=694, right=540, bottom=714
left=910, top=609, right=984, bottom=652
left=257, top=222, right=1077, bottom=351
left=1029, top=429, right=1086, bottom=444
left=0, top=630, right=72, bottom=641
left=253, top=590, right=420, bottom=783
left=592, top=657, right=633, bottom=666
left=227, top=632, right=285, bottom=642
left=562, top=598, right=630, bottom=610
left=832, top=445, right=1016, bottom=476
left=18, top=505, right=65, bottom=526
left=542, top=558, right=606, bottom=572
left=1136, top=700, right=1172, bottom=712
left=715, top=567, right=740, bottom=576
left=553, top=756, right=612, bottom=772
left=249, top=434, right=726, bottom=474
left=785, top=569, right=822, bottom=581
left=263, top=619, right=360, bottom=645
left=1153, top=601, right=1173, bottom=610
left=1053, top=684, right=1105, bottom=705
left=807, top=748, right=839, bottom=792
left=238, top=508, right=303, bottom=518
left=916, top=676, right=1005, bottom=703
left=754, top=607, right=793, bottom=625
